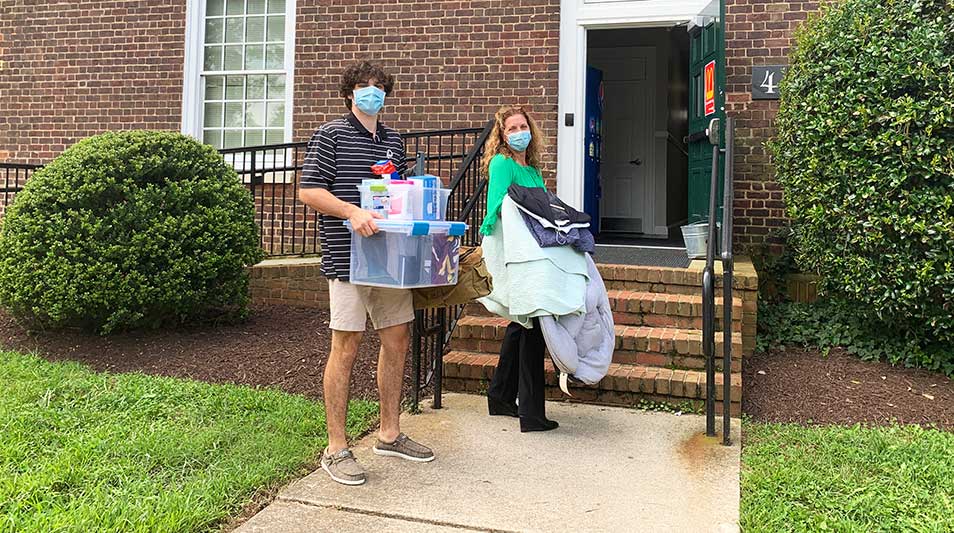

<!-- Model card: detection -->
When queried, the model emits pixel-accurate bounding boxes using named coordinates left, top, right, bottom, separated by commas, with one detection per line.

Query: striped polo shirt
left=300, top=112, right=407, bottom=281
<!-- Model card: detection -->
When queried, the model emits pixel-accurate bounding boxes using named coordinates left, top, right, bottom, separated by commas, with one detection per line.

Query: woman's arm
left=479, top=156, right=515, bottom=235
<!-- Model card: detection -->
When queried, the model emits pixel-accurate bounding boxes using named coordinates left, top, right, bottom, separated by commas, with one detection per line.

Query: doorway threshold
left=593, top=243, right=691, bottom=269
left=596, top=234, right=686, bottom=248
left=595, top=243, right=686, bottom=251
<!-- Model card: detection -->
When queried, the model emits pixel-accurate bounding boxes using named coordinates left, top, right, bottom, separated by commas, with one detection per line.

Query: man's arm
left=299, top=127, right=380, bottom=237
left=299, top=188, right=380, bottom=237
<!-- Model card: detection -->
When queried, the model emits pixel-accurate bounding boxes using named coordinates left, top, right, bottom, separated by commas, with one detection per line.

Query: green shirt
left=479, top=153, right=545, bottom=235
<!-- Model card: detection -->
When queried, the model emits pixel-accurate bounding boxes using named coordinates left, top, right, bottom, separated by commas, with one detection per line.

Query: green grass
left=0, top=351, right=379, bottom=532
left=741, top=422, right=954, bottom=532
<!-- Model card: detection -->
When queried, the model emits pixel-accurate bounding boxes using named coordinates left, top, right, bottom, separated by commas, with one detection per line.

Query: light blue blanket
left=478, top=195, right=589, bottom=327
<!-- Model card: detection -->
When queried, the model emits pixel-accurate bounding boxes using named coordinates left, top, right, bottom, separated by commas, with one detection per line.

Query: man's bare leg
left=324, top=329, right=363, bottom=454
left=376, top=322, right=410, bottom=443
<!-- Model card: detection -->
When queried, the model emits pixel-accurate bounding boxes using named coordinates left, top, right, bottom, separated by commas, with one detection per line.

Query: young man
left=299, top=61, right=434, bottom=486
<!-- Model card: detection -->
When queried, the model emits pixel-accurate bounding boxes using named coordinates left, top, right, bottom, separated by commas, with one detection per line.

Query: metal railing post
left=703, top=123, right=720, bottom=438
left=412, top=310, right=423, bottom=412
left=721, top=117, right=735, bottom=446
left=433, top=308, right=446, bottom=409
left=401, top=121, right=493, bottom=412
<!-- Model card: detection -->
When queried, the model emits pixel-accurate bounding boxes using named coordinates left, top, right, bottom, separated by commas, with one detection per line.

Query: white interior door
left=588, top=46, right=656, bottom=234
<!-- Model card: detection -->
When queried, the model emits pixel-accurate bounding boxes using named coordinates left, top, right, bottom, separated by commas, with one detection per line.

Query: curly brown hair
left=339, top=61, right=395, bottom=110
left=481, top=105, right=546, bottom=174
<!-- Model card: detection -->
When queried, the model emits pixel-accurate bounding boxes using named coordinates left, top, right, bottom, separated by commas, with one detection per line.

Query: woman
left=478, top=105, right=558, bottom=433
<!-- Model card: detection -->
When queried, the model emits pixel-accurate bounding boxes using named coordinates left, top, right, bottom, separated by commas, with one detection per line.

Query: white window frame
left=181, top=0, right=296, bottom=155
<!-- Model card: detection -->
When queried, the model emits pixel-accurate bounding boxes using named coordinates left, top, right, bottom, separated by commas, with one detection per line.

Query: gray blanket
left=538, top=254, right=614, bottom=386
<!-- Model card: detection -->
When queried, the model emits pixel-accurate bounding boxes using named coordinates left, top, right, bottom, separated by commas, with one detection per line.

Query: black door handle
left=686, top=130, right=709, bottom=143
left=629, top=158, right=642, bottom=166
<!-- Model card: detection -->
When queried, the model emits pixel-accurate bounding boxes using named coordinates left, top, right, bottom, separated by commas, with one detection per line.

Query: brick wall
left=292, top=0, right=562, bottom=187
left=0, top=1, right=187, bottom=163
left=725, top=0, right=815, bottom=253
left=1, top=0, right=814, bottom=251
left=249, top=259, right=329, bottom=309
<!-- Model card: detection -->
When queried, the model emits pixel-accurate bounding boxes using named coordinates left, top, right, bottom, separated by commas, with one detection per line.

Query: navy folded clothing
left=519, top=210, right=595, bottom=254
left=508, top=184, right=591, bottom=228
left=515, top=201, right=591, bottom=233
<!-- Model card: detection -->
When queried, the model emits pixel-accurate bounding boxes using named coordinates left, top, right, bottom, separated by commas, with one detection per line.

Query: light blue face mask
left=353, top=86, right=385, bottom=116
left=507, top=130, right=532, bottom=152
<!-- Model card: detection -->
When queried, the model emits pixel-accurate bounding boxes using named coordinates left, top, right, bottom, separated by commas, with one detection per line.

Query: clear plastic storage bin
left=344, top=220, right=468, bottom=288
left=357, top=185, right=452, bottom=221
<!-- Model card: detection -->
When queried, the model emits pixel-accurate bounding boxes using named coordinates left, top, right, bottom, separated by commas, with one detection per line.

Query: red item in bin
left=371, top=160, right=399, bottom=180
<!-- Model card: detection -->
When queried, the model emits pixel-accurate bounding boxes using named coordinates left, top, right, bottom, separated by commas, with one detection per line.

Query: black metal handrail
left=721, top=118, right=735, bottom=445
left=0, top=163, right=41, bottom=213
left=410, top=118, right=495, bottom=410
left=702, top=116, right=735, bottom=446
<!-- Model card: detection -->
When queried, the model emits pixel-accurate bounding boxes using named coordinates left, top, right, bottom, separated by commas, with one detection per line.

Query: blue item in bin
left=413, top=175, right=441, bottom=220
left=360, top=232, right=396, bottom=283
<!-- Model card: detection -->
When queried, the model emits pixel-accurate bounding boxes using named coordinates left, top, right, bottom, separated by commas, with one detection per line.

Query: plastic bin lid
left=344, top=220, right=467, bottom=236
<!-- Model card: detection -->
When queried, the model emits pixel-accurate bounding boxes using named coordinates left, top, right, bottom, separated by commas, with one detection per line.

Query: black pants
left=487, top=318, right=547, bottom=419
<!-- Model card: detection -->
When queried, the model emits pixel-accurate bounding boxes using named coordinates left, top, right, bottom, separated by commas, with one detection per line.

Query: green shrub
left=758, top=298, right=953, bottom=376
left=0, top=131, right=264, bottom=333
left=769, top=0, right=954, bottom=352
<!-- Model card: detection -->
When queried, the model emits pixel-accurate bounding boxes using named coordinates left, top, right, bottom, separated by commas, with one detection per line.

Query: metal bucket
left=681, top=222, right=720, bottom=259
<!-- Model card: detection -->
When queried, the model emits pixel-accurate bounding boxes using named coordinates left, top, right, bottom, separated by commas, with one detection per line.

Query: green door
left=687, top=0, right=726, bottom=225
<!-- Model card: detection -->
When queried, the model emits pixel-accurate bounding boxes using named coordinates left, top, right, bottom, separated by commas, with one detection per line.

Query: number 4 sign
left=752, top=65, right=788, bottom=100
left=704, top=60, right=716, bottom=116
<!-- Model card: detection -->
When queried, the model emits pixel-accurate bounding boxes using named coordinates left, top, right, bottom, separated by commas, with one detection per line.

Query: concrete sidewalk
left=237, top=393, right=741, bottom=533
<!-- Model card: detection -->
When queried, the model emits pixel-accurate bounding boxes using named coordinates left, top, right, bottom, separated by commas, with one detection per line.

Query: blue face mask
left=507, top=130, right=531, bottom=152
left=353, top=86, right=385, bottom=116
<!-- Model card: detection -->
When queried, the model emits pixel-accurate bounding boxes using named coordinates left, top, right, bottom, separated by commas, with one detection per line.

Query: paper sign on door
left=704, top=60, right=716, bottom=116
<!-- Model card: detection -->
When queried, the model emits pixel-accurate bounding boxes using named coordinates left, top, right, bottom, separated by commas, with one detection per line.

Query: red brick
left=1, top=0, right=816, bottom=254
left=635, top=352, right=671, bottom=368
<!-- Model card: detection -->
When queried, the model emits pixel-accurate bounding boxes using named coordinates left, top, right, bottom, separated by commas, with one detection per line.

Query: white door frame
left=556, top=0, right=711, bottom=214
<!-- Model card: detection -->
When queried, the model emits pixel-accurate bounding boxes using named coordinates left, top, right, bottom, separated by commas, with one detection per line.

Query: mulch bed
left=0, top=305, right=423, bottom=403
left=744, top=347, right=954, bottom=430
left=4, top=304, right=952, bottom=430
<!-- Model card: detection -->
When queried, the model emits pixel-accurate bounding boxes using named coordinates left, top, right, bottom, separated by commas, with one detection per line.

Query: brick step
left=596, top=259, right=758, bottom=357
left=451, top=315, right=742, bottom=372
left=607, top=290, right=742, bottom=331
left=466, top=290, right=743, bottom=332
left=443, top=351, right=742, bottom=416
left=597, top=261, right=759, bottom=295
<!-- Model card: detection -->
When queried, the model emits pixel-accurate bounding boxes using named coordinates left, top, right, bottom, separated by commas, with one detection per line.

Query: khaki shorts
left=328, top=279, right=415, bottom=332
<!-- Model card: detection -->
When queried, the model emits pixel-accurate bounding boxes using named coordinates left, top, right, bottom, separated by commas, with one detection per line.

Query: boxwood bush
left=770, top=0, right=954, bottom=365
left=0, top=131, right=264, bottom=333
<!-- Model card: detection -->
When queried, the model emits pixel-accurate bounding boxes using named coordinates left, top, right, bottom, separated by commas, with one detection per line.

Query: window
left=202, top=0, right=288, bottom=149
left=182, top=0, right=295, bottom=152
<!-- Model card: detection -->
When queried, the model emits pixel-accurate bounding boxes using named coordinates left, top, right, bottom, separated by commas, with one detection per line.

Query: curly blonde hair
left=481, top=105, right=546, bottom=175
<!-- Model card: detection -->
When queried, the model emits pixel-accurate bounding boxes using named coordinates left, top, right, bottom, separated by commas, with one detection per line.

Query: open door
left=687, top=0, right=725, bottom=225
left=582, top=66, right=603, bottom=236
